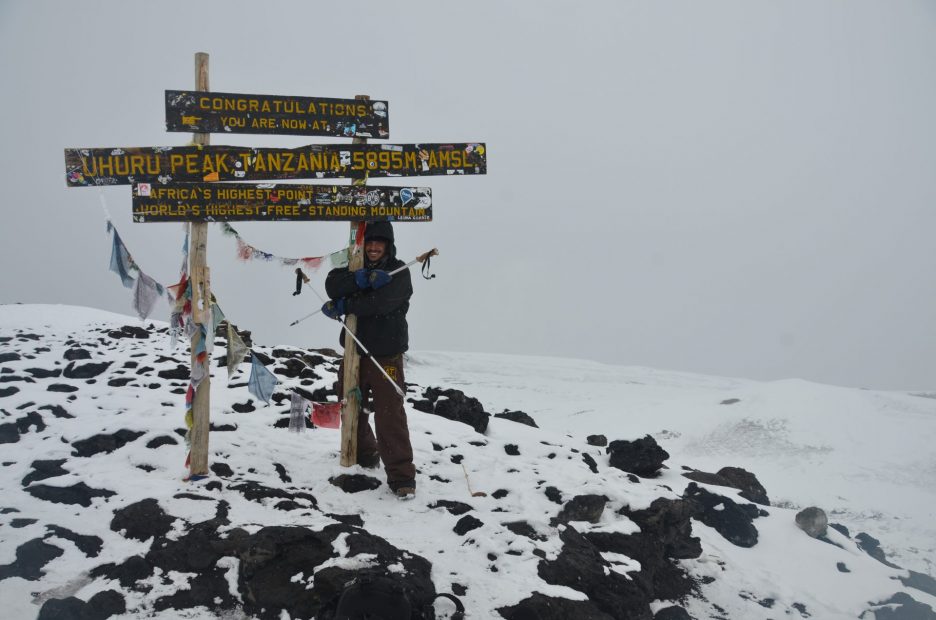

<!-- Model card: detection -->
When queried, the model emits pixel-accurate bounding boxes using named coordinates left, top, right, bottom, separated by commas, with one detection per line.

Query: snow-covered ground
left=409, top=350, right=936, bottom=579
left=1, top=304, right=934, bottom=619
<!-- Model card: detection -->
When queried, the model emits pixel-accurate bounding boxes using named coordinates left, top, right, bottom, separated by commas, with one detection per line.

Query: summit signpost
left=64, top=53, right=485, bottom=477
left=64, top=143, right=486, bottom=186
left=166, top=90, right=389, bottom=138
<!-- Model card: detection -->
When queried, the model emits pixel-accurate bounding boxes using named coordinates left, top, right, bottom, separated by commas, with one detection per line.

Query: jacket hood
left=364, top=221, right=397, bottom=262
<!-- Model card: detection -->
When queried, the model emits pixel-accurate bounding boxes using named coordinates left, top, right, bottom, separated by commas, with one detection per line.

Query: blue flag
left=107, top=222, right=136, bottom=288
left=248, top=355, right=278, bottom=405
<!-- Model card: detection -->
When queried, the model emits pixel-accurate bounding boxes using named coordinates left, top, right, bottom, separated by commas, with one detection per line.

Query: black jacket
left=325, top=256, right=412, bottom=357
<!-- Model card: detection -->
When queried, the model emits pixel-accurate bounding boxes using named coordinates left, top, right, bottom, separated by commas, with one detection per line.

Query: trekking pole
left=305, top=286, right=406, bottom=398
left=287, top=248, right=438, bottom=327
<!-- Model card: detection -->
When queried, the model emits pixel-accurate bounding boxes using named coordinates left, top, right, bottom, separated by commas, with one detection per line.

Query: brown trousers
left=337, top=354, right=415, bottom=487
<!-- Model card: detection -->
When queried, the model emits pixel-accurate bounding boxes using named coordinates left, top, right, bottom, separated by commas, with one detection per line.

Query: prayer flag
left=226, top=323, right=250, bottom=379
left=312, top=402, right=342, bottom=429
left=289, top=392, right=312, bottom=433
left=248, top=355, right=278, bottom=405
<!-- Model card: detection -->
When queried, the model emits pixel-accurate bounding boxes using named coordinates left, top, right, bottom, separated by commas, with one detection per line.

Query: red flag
left=311, top=402, right=342, bottom=429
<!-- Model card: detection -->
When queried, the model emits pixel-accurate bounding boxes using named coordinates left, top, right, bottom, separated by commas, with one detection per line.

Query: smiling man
left=322, top=221, right=416, bottom=498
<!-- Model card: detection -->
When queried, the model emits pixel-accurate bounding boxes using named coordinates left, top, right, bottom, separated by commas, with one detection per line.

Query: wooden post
left=339, top=95, right=370, bottom=467
left=188, top=52, right=211, bottom=477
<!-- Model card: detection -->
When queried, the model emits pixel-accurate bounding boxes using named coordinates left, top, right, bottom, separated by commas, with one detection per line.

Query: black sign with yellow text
left=132, top=182, right=432, bottom=223
left=65, top=143, right=486, bottom=186
left=165, top=90, right=389, bottom=138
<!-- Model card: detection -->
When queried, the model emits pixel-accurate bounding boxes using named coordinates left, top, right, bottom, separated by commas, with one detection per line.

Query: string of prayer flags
left=226, top=322, right=250, bottom=379
left=220, top=222, right=348, bottom=270
left=248, top=354, right=278, bottom=405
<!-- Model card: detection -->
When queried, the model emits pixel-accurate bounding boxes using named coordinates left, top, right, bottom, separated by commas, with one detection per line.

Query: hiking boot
left=394, top=486, right=416, bottom=500
left=357, top=453, right=380, bottom=469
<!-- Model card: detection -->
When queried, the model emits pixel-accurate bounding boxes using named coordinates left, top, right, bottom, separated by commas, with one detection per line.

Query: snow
left=1, top=304, right=934, bottom=619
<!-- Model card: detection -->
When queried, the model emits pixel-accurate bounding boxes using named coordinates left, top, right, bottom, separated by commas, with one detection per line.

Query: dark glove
left=368, top=269, right=392, bottom=289
left=321, top=298, right=346, bottom=320
left=354, top=268, right=371, bottom=289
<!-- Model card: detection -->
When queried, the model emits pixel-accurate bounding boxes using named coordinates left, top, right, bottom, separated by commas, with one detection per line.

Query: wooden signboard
left=132, top=182, right=432, bottom=222
left=165, top=90, right=389, bottom=138
left=65, top=143, right=486, bottom=186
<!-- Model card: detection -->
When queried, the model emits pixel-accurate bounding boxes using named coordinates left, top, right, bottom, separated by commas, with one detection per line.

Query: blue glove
left=321, top=298, right=346, bottom=320
left=354, top=268, right=371, bottom=289
left=368, top=269, right=392, bottom=289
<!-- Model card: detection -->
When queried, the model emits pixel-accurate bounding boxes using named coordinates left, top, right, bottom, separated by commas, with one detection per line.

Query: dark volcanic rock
left=16, top=411, right=46, bottom=433
left=411, top=387, right=491, bottom=433
left=538, top=526, right=652, bottom=619
left=554, top=494, right=608, bottom=525
left=856, top=532, right=902, bottom=569
left=499, top=592, right=615, bottom=619
left=22, top=459, right=69, bottom=485
left=26, top=482, right=116, bottom=507
left=716, top=466, right=770, bottom=505
left=685, top=466, right=770, bottom=506
left=623, top=498, right=703, bottom=560
left=107, top=377, right=134, bottom=387
left=25, top=367, right=62, bottom=379
left=453, top=515, right=484, bottom=535
left=504, top=520, right=546, bottom=541
left=111, top=499, right=176, bottom=541
left=146, top=435, right=178, bottom=449
left=232, top=400, right=257, bottom=413
left=107, top=325, right=150, bottom=339
left=684, top=482, right=759, bottom=548
left=655, top=606, right=692, bottom=620
left=493, top=410, right=538, bottom=428
left=583, top=453, right=599, bottom=473
left=39, top=404, right=73, bottom=419
left=63, top=361, right=111, bottom=379
left=158, top=364, right=189, bottom=380
left=0, top=352, right=21, bottom=363
left=0, top=386, right=21, bottom=397
left=230, top=481, right=317, bottom=507
left=72, top=429, right=145, bottom=457
left=237, top=524, right=435, bottom=620
left=544, top=486, right=563, bottom=504
left=90, top=555, right=153, bottom=588
left=329, top=474, right=382, bottom=494
left=211, top=462, right=234, bottom=477
left=429, top=500, right=474, bottom=516
left=587, top=434, right=608, bottom=447
left=587, top=498, right=700, bottom=602
left=866, top=592, right=936, bottom=620
left=902, top=571, right=936, bottom=597
left=48, top=383, right=78, bottom=393
left=45, top=525, right=103, bottom=557
left=0, top=538, right=64, bottom=580
left=63, top=347, right=92, bottom=361
left=504, top=444, right=520, bottom=456
left=607, top=435, right=669, bottom=477
left=795, top=507, right=828, bottom=538
left=0, top=421, right=20, bottom=443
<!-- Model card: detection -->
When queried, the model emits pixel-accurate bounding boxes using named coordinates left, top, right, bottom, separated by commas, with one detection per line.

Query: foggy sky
left=1, top=0, right=935, bottom=390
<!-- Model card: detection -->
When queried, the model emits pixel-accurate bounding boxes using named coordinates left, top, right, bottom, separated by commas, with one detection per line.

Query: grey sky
left=1, top=0, right=934, bottom=390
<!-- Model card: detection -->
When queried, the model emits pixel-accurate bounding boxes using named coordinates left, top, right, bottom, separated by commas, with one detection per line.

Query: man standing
left=322, top=221, right=416, bottom=498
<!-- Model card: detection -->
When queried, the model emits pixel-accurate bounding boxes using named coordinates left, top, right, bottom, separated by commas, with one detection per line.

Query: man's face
left=365, top=239, right=387, bottom=263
